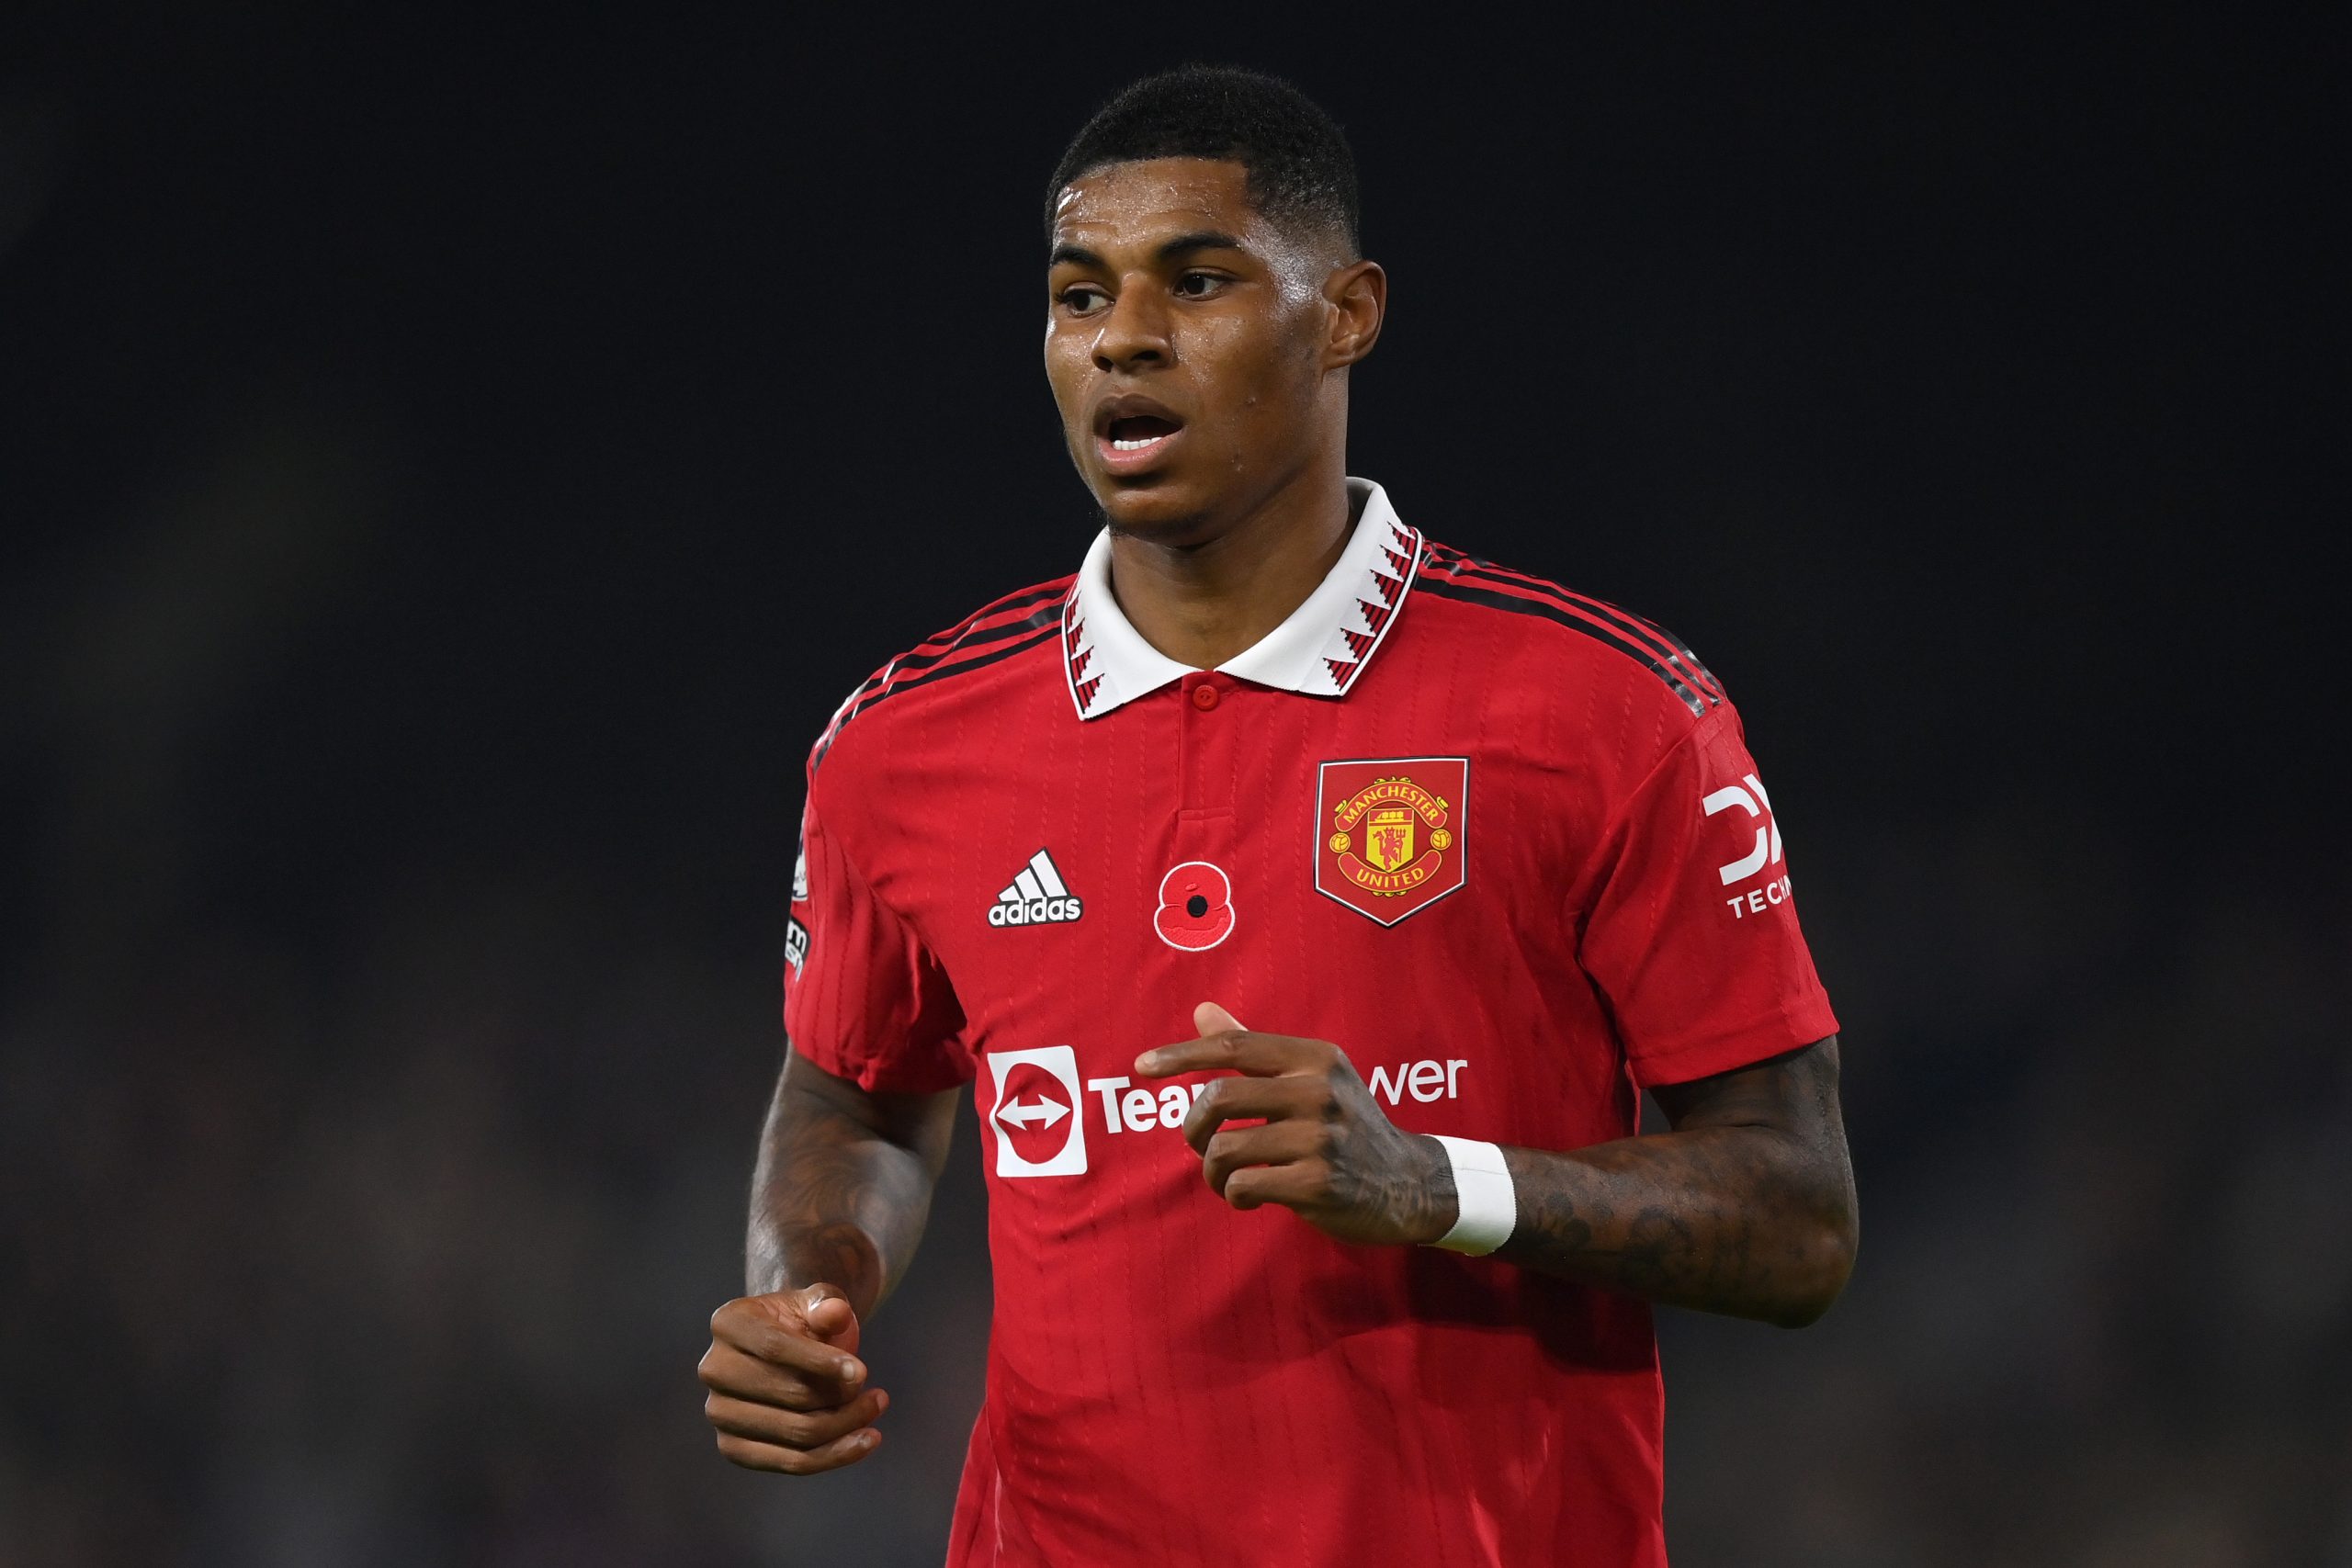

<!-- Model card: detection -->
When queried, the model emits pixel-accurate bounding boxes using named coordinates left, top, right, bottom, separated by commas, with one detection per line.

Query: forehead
left=1050, top=157, right=1264, bottom=254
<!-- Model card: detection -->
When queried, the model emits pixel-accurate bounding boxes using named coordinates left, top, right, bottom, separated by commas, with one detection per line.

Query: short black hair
left=1046, top=66, right=1359, bottom=254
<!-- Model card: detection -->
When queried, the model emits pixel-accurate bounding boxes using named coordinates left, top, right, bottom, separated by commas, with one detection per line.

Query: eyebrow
left=1152, top=230, right=1247, bottom=261
left=1047, top=231, right=1251, bottom=270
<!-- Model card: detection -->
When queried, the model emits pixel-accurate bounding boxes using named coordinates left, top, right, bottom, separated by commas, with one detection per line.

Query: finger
left=715, top=1424, right=883, bottom=1475
left=706, top=1386, right=889, bottom=1450
left=1199, top=1121, right=1323, bottom=1199
left=1193, top=1001, right=1246, bottom=1036
left=698, top=1342, right=855, bottom=1411
left=1180, top=1075, right=1326, bottom=1153
left=710, top=1300, right=867, bottom=1387
left=1137, top=1031, right=1329, bottom=1080
left=1222, top=1161, right=1328, bottom=1213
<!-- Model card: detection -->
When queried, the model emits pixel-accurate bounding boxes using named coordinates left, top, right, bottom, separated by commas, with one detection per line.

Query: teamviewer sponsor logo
left=989, top=849, right=1083, bottom=928
left=986, top=1045, right=1087, bottom=1178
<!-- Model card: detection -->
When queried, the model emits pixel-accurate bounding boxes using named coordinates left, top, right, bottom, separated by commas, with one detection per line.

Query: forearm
left=745, top=1048, right=951, bottom=1317
left=1487, top=1122, right=1856, bottom=1327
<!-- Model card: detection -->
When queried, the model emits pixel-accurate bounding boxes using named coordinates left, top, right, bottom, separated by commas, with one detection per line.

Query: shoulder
left=1411, top=536, right=1728, bottom=724
left=1407, top=536, right=1742, bottom=792
left=808, top=574, right=1074, bottom=778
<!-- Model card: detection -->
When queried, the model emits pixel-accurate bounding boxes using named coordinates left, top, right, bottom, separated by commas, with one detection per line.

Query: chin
left=1094, top=477, right=1216, bottom=543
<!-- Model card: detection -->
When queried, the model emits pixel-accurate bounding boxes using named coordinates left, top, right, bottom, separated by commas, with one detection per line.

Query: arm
left=1140, top=1006, right=1857, bottom=1329
left=1492, top=1036, right=1855, bottom=1326
left=746, top=1042, right=959, bottom=1317
left=700, top=1043, right=959, bottom=1474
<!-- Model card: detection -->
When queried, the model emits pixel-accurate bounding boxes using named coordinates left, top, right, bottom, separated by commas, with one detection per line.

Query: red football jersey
left=783, top=480, right=1838, bottom=1567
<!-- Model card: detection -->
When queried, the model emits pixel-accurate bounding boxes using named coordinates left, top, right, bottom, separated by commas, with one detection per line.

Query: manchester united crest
left=1315, top=757, right=1469, bottom=925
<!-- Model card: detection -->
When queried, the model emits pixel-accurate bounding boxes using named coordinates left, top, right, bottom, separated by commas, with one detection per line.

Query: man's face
left=1044, top=158, right=1344, bottom=541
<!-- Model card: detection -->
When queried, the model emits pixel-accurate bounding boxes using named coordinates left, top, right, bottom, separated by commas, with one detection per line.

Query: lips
left=1091, top=392, right=1187, bottom=476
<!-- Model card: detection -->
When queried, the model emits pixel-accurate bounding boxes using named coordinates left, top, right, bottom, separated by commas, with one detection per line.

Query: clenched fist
left=699, top=1283, right=888, bottom=1473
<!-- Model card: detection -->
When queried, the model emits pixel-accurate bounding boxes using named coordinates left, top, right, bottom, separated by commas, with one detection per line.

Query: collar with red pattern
left=1061, top=478, right=1422, bottom=719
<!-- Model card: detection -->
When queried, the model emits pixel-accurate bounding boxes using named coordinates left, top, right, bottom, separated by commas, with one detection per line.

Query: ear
left=1322, top=259, right=1386, bottom=369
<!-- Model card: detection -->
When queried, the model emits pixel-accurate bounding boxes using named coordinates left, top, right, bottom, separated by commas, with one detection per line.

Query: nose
left=1092, top=284, right=1170, bottom=373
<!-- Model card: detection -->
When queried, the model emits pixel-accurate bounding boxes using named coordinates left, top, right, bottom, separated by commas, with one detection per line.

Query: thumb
left=1193, top=1001, right=1246, bottom=1036
left=796, top=1282, right=861, bottom=1348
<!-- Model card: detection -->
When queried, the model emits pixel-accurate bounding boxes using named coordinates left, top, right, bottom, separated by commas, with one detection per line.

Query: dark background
left=4, top=6, right=2345, bottom=1564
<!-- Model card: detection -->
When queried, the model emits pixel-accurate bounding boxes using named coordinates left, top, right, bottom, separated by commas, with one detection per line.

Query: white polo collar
left=1061, top=478, right=1424, bottom=719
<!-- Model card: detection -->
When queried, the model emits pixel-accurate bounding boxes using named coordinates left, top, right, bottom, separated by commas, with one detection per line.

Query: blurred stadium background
left=3, top=8, right=2343, bottom=1564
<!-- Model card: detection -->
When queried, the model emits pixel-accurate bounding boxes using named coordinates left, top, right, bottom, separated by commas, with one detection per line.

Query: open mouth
left=1105, top=415, right=1181, bottom=453
left=1092, top=397, right=1187, bottom=474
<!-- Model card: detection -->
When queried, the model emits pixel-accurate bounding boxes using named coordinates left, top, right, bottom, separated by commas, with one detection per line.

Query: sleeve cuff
left=789, top=1028, right=975, bottom=1096
left=1626, top=998, right=1840, bottom=1089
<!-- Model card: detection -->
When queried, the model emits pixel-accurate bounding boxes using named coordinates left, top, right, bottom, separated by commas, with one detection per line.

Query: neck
left=1105, top=452, right=1356, bottom=671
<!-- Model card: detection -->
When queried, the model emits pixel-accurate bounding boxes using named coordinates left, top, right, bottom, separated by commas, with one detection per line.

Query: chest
left=863, top=673, right=1592, bottom=1048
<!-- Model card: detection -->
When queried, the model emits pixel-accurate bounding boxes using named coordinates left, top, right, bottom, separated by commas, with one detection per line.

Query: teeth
left=1111, top=435, right=1164, bottom=452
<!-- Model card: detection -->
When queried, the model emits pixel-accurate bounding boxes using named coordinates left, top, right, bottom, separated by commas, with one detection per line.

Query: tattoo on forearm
left=745, top=1050, right=952, bottom=1316
left=1493, top=1038, right=1856, bottom=1326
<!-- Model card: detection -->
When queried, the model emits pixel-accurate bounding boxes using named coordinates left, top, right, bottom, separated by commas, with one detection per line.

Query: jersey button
left=1189, top=682, right=1221, bottom=712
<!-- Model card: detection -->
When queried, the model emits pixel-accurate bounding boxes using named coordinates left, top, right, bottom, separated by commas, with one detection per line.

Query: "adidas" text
left=992, top=895, right=1083, bottom=927
left=990, top=850, right=1084, bottom=928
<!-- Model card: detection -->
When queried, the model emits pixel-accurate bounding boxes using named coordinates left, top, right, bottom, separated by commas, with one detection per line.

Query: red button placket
left=1177, top=673, right=1237, bottom=818
left=1158, top=671, right=1243, bottom=951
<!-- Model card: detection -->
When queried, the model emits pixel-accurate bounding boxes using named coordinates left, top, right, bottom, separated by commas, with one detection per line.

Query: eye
left=1173, top=271, right=1226, bottom=299
left=1057, top=285, right=1110, bottom=314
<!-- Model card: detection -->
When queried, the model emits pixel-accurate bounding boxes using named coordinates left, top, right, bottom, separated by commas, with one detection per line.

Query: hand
left=1135, top=1003, right=1457, bottom=1247
left=699, top=1283, right=889, bottom=1473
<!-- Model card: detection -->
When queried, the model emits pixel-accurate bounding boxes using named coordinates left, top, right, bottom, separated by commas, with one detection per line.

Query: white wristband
left=1429, top=1135, right=1517, bottom=1256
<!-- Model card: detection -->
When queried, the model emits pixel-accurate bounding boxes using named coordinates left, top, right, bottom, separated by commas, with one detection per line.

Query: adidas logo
left=989, top=850, right=1084, bottom=928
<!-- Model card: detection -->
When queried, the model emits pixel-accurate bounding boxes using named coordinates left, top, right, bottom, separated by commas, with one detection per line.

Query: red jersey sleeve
left=783, top=789, right=971, bottom=1094
left=1577, top=703, right=1838, bottom=1088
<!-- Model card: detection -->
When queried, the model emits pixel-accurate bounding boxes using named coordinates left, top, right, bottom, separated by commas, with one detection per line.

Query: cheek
left=1189, top=326, right=1299, bottom=434
left=1216, top=369, right=1317, bottom=465
left=1042, top=336, right=1091, bottom=427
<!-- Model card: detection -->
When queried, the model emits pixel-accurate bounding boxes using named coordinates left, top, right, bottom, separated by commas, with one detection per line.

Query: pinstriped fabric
left=812, top=580, right=1074, bottom=771
left=786, top=501, right=1834, bottom=1568
left=1426, top=545, right=1723, bottom=696
left=1417, top=540, right=1724, bottom=716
